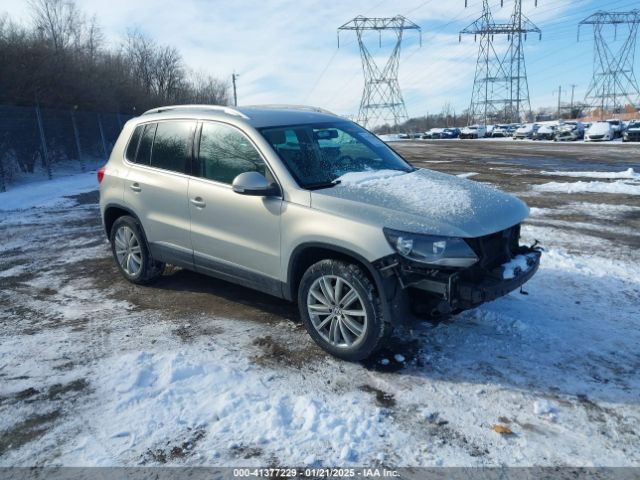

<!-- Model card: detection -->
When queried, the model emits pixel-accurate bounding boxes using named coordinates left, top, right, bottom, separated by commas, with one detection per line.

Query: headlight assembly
left=383, top=228, right=479, bottom=268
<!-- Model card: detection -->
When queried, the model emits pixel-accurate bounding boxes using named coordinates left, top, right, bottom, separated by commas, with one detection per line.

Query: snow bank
left=0, top=172, right=98, bottom=211
left=377, top=134, right=403, bottom=142
left=70, top=349, right=391, bottom=466
left=529, top=203, right=640, bottom=219
left=541, top=168, right=638, bottom=179
left=533, top=180, right=640, bottom=195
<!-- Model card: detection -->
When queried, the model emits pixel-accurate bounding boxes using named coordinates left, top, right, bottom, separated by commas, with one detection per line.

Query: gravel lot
left=1, top=140, right=639, bottom=467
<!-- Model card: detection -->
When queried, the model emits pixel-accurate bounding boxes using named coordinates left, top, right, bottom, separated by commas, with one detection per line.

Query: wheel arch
left=103, top=203, right=144, bottom=239
left=285, top=242, right=388, bottom=305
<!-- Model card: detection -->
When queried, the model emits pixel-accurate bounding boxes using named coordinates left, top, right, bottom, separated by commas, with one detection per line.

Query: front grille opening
left=466, top=224, right=520, bottom=270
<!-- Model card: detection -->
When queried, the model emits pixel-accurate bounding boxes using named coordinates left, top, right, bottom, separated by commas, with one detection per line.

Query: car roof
left=139, top=104, right=343, bottom=128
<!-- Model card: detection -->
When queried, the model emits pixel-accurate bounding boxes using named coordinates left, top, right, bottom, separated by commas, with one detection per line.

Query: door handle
left=190, top=197, right=206, bottom=208
left=130, top=183, right=141, bottom=192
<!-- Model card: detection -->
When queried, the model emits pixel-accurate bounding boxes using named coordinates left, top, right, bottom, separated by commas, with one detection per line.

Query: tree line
left=0, top=0, right=230, bottom=114
left=0, top=0, right=231, bottom=191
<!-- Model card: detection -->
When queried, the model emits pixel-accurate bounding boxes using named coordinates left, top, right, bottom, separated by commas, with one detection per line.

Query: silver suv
left=99, top=105, right=541, bottom=361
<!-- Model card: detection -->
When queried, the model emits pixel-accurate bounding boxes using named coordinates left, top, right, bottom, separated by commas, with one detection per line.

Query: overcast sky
left=2, top=0, right=638, bottom=118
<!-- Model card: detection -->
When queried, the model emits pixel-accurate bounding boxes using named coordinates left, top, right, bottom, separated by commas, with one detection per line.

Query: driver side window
left=198, top=122, right=266, bottom=184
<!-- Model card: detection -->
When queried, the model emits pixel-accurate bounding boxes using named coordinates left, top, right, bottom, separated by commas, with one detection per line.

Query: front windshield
left=259, top=122, right=413, bottom=188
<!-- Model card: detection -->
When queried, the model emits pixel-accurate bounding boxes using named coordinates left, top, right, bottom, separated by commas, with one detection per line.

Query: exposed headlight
left=383, top=228, right=479, bottom=268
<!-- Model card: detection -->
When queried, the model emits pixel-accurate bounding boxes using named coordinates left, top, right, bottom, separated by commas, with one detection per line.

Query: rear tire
left=110, top=215, right=164, bottom=285
left=298, top=260, right=391, bottom=361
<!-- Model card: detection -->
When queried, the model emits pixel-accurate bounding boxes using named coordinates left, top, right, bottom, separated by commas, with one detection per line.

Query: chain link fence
left=0, top=104, right=134, bottom=192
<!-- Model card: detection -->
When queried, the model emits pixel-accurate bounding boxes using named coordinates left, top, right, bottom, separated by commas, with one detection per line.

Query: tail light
left=97, top=166, right=106, bottom=184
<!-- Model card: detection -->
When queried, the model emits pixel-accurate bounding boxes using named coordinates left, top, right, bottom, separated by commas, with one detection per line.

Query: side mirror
left=232, top=171, right=280, bottom=197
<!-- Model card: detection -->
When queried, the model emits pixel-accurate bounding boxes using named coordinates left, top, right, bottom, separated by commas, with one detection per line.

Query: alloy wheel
left=114, top=225, right=143, bottom=276
left=307, top=275, right=368, bottom=348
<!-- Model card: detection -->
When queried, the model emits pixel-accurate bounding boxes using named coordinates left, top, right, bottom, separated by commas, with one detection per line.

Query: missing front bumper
left=377, top=247, right=542, bottom=316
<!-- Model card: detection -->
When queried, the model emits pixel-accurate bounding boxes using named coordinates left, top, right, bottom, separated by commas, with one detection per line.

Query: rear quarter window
left=125, top=125, right=144, bottom=162
left=135, top=123, right=157, bottom=166
left=150, top=121, right=195, bottom=174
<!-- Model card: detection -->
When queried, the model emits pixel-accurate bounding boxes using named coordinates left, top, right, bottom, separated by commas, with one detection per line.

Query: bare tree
left=125, top=30, right=157, bottom=97
left=29, top=0, right=80, bottom=52
left=154, top=45, right=184, bottom=102
left=185, top=71, right=230, bottom=105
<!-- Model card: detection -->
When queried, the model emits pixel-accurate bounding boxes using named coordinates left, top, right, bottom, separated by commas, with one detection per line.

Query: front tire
left=298, top=260, right=391, bottom=361
left=110, top=216, right=164, bottom=285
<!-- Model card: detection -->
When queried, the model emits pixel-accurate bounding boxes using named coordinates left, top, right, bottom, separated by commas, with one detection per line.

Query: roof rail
left=141, top=104, right=249, bottom=119
left=242, top=104, right=336, bottom=115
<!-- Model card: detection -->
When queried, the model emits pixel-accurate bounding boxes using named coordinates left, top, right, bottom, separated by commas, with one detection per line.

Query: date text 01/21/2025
left=232, top=467, right=400, bottom=477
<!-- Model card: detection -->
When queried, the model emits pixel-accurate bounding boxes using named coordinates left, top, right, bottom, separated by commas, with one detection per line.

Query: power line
left=461, top=0, right=541, bottom=124
left=578, top=9, right=640, bottom=117
left=337, top=15, right=421, bottom=129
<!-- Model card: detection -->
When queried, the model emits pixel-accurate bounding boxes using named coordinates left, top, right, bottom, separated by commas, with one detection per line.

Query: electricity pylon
left=338, top=16, right=421, bottom=130
left=461, top=1, right=540, bottom=124
left=578, top=10, right=640, bottom=117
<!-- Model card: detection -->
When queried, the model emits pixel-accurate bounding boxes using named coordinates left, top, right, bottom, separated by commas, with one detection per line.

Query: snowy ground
left=0, top=145, right=639, bottom=468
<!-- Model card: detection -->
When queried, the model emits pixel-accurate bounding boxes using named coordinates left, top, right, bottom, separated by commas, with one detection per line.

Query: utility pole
left=570, top=84, right=577, bottom=116
left=338, top=15, right=421, bottom=130
left=557, top=85, right=562, bottom=118
left=578, top=10, right=640, bottom=117
left=461, top=0, right=541, bottom=125
left=231, top=72, right=239, bottom=106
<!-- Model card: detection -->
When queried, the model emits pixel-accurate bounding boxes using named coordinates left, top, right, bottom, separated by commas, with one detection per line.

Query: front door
left=188, top=121, right=282, bottom=295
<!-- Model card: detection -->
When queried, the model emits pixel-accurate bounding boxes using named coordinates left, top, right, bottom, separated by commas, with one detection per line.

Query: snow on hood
left=311, top=169, right=529, bottom=238
left=587, top=122, right=612, bottom=135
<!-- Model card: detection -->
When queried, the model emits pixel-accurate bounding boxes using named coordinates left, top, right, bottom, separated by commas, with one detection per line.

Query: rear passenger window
left=136, top=123, right=156, bottom=166
left=198, top=122, right=266, bottom=184
left=125, top=125, right=143, bottom=162
left=150, top=121, right=195, bottom=174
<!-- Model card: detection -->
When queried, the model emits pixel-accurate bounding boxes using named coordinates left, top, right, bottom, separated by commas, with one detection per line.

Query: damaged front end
left=376, top=224, right=542, bottom=319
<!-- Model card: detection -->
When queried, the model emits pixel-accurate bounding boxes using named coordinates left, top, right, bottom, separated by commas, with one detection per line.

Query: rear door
left=123, top=120, right=196, bottom=267
left=188, top=121, right=282, bottom=295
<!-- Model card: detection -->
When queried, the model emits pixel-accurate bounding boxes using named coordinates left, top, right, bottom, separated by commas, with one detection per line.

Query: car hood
left=310, top=169, right=529, bottom=238
left=588, top=124, right=612, bottom=135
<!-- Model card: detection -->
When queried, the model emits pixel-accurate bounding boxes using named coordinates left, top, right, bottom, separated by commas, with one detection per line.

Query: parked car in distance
left=532, top=124, right=557, bottom=140
left=98, top=104, right=541, bottom=360
left=491, top=124, right=511, bottom=137
left=585, top=121, right=615, bottom=142
left=422, top=128, right=445, bottom=139
left=606, top=119, right=623, bottom=138
left=440, top=127, right=461, bottom=139
left=555, top=121, right=584, bottom=141
left=460, top=125, right=487, bottom=139
left=623, top=120, right=640, bottom=142
left=508, top=123, right=521, bottom=136
left=513, top=123, right=539, bottom=140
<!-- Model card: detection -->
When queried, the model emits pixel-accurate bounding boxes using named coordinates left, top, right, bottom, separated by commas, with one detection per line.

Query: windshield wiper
left=304, top=180, right=341, bottom=190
